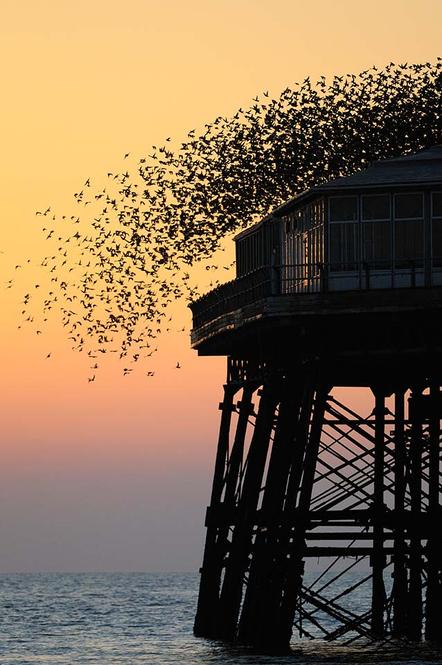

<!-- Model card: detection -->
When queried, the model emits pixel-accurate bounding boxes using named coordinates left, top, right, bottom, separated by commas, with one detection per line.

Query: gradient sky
left=0, top=0, right=441, bottom=572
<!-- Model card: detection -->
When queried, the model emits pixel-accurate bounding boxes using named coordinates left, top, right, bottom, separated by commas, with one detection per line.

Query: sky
left=0, top=0, right=441, bottom=572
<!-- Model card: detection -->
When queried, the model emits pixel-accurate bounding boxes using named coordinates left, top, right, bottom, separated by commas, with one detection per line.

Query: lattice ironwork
left=194, top=363, right=442, bottom=651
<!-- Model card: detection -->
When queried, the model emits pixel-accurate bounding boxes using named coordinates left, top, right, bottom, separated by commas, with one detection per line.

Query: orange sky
left=0, top=0, right=441, bottom=572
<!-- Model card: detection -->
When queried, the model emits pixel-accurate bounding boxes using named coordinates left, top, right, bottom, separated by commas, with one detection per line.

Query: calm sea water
left=0, top=572, right=440, bottom=665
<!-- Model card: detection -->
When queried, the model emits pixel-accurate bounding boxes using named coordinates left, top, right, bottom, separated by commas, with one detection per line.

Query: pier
left=191, top=146, right=442, bottom=651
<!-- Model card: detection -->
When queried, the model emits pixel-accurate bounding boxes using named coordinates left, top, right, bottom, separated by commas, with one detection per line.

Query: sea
left=0, top=572, right=440, bottom=665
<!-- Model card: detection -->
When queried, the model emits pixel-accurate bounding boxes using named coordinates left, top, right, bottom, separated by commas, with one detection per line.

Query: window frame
left=328, top=195, right=359, bottom=272
left=431, top=190, right=442, bottom=267
left=361, top=193, right=391, bottom=222
left=393, top=192, right=425, bottom=267
left=393, top=192, right=424, bottom=221
left=329, top=195, right=358, bottom=223
left=431, top=191, right=442, bottom=220
left=360, top=194, right=392, bottom=269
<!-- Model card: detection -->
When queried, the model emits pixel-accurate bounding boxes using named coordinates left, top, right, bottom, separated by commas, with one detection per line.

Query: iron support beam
left=371, top=388, right=385, bottom=638
left=407, top=387, right=423, bottom=641
left=194, top=383, right=237, bottom=637
left=274, top=385, right=329, bottom=650
left=425, top=382, right=441, bottom=641
left=238, top=381, right=303, bottom=645
left=215, top=384, right=278, bottom=640
left=393, top=389, right=408, bottom=637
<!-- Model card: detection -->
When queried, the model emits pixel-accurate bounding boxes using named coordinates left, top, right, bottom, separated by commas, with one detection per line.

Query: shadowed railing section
left=192, top=267, right=272, bottom=329
left=191, top=261, right=425, bottom=330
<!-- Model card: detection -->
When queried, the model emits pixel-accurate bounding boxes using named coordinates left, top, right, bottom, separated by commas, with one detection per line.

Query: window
left=395, top=193, right=423, bottom=219
left=296, top=209, right=306, bottom=232
left=362, top=222, right=391, bottom=266
left=394, top=193, right=424, bottom=267
left=329, top=196, right=358, bottom=271
left=330, top=223, right=359, bottom=271
left=433, top=193, right=442, bottom=217
left=432, top=192, right=442, bottom=267
left=362, top=194, right=390, bottom=221
left=395, top=221, right=424, bottom=264
left=330, top=196, right=357, bottom=222
left=361, top=195, right=391, bottom=268
left=283, top=213, right=297, bottom=235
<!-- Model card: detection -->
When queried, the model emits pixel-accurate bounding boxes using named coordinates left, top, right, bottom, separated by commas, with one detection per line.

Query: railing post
left=363, top=261, right=370, bottom=290
left=320, top=263, right=328, bottom=294
left=271, top=254, right=280, bottom=296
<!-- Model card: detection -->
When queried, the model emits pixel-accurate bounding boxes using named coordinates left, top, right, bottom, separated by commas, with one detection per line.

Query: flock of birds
left=10, top=60, right=442, bottom=379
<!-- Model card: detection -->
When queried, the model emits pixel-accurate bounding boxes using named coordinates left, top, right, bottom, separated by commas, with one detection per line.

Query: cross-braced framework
left=194, top=359, right=442, bottom=652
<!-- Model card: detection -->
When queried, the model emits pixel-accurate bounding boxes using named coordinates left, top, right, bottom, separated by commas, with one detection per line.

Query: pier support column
left=194, top=383, right=237, bottom=637
left=392, top=389, right=408, bottom=637
left=371, top=388, right=386, bottom=638
left=273, top=385, right=329, bottom=650
left=407, top=387, right=423, bottom=641
left=194, top=373, right=442, bottom=648
left=215, top=384, right=278, bottom=640
left=237, top=380, right=303, bottom=646
left=425, top=382, right=441, bottom=641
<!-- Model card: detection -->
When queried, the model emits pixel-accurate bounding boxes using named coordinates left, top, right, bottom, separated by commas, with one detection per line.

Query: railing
left=279, top=263, right=326, bottom=295
left=191, top=267, right=272, bottom=329
left=190, top=260, right=430, bottom=329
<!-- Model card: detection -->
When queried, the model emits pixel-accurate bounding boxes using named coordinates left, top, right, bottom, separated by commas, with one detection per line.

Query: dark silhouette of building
left=190, top=146, right=442, bottom=651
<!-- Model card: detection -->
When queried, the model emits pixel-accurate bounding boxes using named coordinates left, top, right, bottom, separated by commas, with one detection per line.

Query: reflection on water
left=0, top=572, right=439, bottom=664
left=202, top=638, right=442, bottom=665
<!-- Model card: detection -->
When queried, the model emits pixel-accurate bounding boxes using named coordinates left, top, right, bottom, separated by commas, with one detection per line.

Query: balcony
left=190, top=261, right=442, bottom=354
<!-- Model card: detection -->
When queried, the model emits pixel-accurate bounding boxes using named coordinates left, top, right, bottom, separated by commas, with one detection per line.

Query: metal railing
left=191, top=267, right=272, bottom=329
left=190, top=260, right=427, bottom=329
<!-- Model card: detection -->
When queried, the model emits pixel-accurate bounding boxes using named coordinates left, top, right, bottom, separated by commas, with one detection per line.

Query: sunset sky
left=1, top=0, right=441, bottom=572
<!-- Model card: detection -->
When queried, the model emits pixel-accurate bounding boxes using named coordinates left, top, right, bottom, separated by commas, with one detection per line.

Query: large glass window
left=395, top=193, right=423, bottom=219
left=432, top=192, right=442, bottom=267
left=361, top=194, right=391, bottom=268
left=395, top=221, right=424, bottom=264
left=329, top=197, right=358, bottom=271
left=362, top=194, right=390, bottom=220
left=330, top=223, right=359, bottom=271
left=394, top=193, right=424, bottom=267
left=432, top=192, right=442, bottom=217
left=362, top=222, right=391, bottom=266
left=330, top=196, right=357, bottom=222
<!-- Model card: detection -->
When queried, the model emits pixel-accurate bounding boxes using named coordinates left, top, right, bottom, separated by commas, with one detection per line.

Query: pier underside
left=194, top=359, right=442, bottom=652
